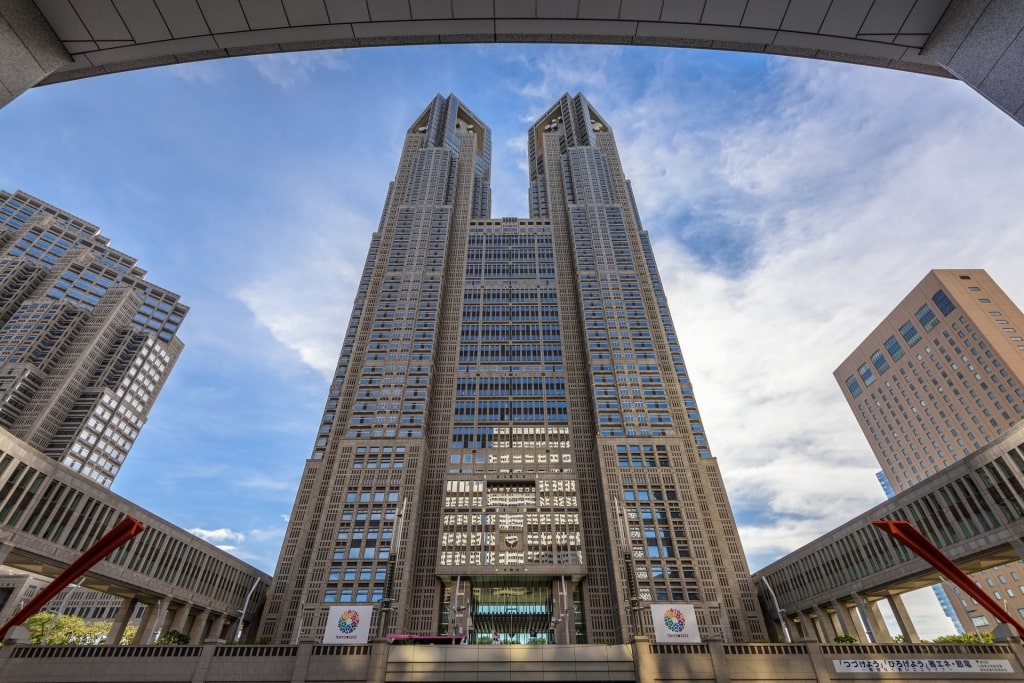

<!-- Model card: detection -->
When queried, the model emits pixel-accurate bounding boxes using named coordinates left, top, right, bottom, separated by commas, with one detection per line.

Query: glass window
left=845, top=376, right=862, bottom=398
left=916, top=304, right=939, bottom=331
left=871, top=350, right=890, bottom=375
left=884, top=335, right=905, bottom=361
left=858, top=363, right=876, bottom=387
left=932, top=289, right=955, bottom=316
left=900, top=321, right=922, bottom=347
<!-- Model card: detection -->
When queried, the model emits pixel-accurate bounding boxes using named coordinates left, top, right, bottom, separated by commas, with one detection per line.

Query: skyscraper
left=0, top=190, right=187, bottom=487
left=262, top=94, right=765, bottom=645
left=835, top=269, right=1024, bottom=633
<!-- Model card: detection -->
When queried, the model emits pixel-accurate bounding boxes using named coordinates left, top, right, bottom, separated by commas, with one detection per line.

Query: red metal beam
left=872, top=519, right=1024, bottom=639
left=0, top=515, right=144, bottom=640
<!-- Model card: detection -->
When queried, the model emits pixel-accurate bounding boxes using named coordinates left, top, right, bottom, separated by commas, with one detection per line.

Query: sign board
left=833, top=659, right=1014, bottom=674
left=323, top=605, right=373, bottom=644
left=650, top=603, right=701, bottom=643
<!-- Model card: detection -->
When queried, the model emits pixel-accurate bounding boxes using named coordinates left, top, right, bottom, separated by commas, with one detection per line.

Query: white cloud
left=249, top=51, right=350, bottom=89
left=188, top=524, right=288, bottom=573
left=233, top=190, right=373, bottom=377
left=165, top=61, right=227, bottom=85
left=190, top=527, right=245, bottom=544
left=610, top=58, right=1024, bottom=574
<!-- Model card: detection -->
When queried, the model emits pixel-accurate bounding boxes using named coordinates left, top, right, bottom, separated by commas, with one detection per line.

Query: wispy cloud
left=190, top=527, right=245, bottom=544
left=232, top=195, right=370, bottom=377
left=189, top=525, right=287, bottom=571
left=249, top=50, right=350, bottom=89
left=165, top=61, right=227, bottom=85
left=621, top=58, right=1024, bottom=570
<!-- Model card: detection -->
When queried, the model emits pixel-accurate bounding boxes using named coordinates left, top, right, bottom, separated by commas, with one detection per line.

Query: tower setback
left=262, top=94, right=765, bottom=644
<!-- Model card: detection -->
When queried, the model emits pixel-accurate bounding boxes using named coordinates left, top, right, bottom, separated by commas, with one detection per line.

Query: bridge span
left=2, top=1, right=1024, bottom=126
left=754, top=420, right=1024, bottom=644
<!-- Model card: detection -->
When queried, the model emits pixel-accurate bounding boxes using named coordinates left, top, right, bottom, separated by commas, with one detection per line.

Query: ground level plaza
left=3, top=637, right=1024, bottom=682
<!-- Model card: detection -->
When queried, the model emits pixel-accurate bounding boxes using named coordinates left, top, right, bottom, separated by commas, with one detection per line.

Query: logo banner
left=650, top=604, right=701, bottom=643
left=323, top=605, right=373, bottom=644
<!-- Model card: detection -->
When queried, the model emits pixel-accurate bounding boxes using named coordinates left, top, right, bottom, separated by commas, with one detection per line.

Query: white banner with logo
left=323, top=605, right=373, bottom=644
left=650, top=603, right=701, bottom=643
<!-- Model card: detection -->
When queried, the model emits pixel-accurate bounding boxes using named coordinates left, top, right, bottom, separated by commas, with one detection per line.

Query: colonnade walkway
left=0, top=429, right=269, bottom=644
left=755, top=420, right=1024, bottom=644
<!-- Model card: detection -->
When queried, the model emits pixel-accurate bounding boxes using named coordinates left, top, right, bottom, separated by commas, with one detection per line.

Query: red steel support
left=0, top=515, right=144, bottom=640
left=872, top=519, right=1024, bottom=639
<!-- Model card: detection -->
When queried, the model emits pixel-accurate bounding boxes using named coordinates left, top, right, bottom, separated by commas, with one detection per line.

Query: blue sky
left=3, top=44, right=1024, bottom=638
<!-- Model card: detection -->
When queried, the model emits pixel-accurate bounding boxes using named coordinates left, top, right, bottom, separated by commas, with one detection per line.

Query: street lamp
left=963, top=608, right=984, bottom=640
left=42, top=583, right=80, bottom=645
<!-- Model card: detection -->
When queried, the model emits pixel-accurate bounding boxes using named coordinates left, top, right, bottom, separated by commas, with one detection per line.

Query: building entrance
left=442, top=576, right=580, bottom=644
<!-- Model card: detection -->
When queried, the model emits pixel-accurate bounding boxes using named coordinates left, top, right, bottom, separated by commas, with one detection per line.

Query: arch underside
left=38, top=1, right=953, bottom=86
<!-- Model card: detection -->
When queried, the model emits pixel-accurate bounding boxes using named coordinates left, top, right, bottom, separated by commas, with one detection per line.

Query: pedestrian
left=492, top=630, right=500, bottom=644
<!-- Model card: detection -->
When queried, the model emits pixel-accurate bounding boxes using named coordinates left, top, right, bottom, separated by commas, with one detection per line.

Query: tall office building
left=836, top=269, right=1024, bottom=632
left=0, top=190, right=187, bottom=488
left=262, top=94, right=765, bottom=645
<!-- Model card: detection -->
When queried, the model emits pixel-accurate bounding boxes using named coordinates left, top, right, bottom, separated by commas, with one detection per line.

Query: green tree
left=119, top=624, right=139, bottom=645
left=155, top=629, right=190, bottom=645
left=832, top=634, right=857, bottom=643
left=930, top=632, right=994, bottom=644
left=22, top=612, right=109, bottom=645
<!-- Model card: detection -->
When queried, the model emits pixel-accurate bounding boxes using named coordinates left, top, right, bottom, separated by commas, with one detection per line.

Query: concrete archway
left=2, top=0, right=1023, bottom=125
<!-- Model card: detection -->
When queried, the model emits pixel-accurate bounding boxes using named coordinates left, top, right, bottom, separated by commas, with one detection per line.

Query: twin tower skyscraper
left=262, top=94, right=765, bottom=645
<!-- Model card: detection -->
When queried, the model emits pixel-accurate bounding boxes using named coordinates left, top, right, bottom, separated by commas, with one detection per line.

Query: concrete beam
left=923, top=0, right=1024, bottom=126
left=0, top=0, right=71, bottom=108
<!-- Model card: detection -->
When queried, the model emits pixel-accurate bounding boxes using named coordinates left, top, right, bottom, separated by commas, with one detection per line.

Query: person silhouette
left=491, top=630, right=500, bottom=644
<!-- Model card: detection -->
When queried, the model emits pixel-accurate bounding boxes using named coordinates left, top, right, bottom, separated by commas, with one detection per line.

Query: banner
left=323, top=605, right=373, bottom=644
left=650, top=604, right=701, bottom=643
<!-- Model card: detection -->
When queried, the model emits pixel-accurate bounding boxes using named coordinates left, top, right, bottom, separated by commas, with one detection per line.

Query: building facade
left=261, top=94, right=765, bottom=645
left=835, top=269, right=1024, bottom=633
left=0, top=191, right=186, bottom=487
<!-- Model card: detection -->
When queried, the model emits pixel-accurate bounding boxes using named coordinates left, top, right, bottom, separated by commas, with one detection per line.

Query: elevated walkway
left=755, top=421, right=1024, bottom=643
left=0, top=429, right=269, bottom=643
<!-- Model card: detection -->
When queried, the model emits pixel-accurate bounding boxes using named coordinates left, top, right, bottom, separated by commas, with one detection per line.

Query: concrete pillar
left=104, top=597, right=138, bottom=645
left=133, top=599, right=167, bottom=645
left=159, top=605, right=177, bottom=640
left=802, top=641, right=836, bottom=683
left=207, top=613, right=226, bottom=642
left=853, top=594, right=891, bottom=643
left=290, top=641, right=315, bottom=683
left=189, top=608, right=211, bottom=645
left=366, top=637, right=390, bottom=683
left=797, top=611, right=820, bottom=642
left=793, top=613, right=814, bottom=641
left=783, top=614, right=800, bottom=643
left=0, top=0, right=72, bottom=108
left=190, top=641, right=219, bottom=683
left=887, top=594, right=921, bottom=642
left=551, top=576, right=572, bottom=645
left=922, top=0, right=1024, bottom=127
left=0, top=542, right=12, bottom=565
left=845, top=600, right=870, bottom=642
left=450, top=577, right=470, bottom=639
left=831, top=600, right=856, bottom=639
left=813, top=605, right=836, bottom=642
left=705, top=637, right=731, bottom=683
left=170, top=603, right=191, bottom=635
